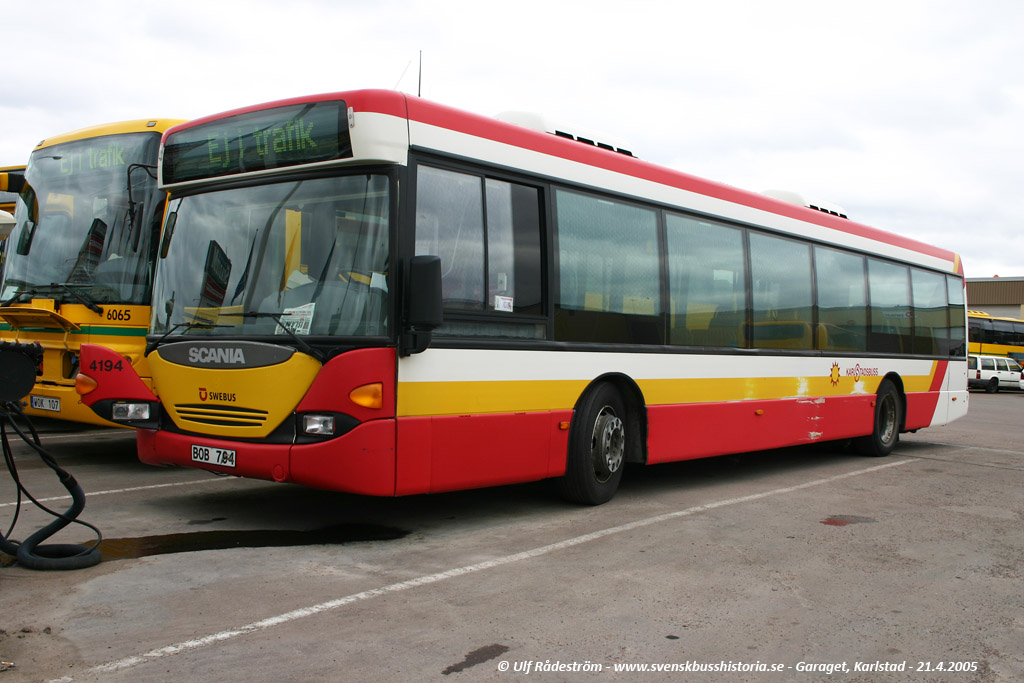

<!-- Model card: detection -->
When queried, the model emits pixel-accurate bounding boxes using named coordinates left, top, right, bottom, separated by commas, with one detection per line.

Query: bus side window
left=815, top=246, right=868, bottom=352
left=414, top=165, right=485, bottom=310
left=414, top=164, right=545, bottom=339
left=911, top=268, right=948, bottom=355
left=868, top=259, right=912, bottom=353
left=665, top=213, right=746, bottom=348
left=554, top=189, right=662, bottom=344
left=946, top=279, right=966, bottom=357
left=749, top=232, right=813, bottom=350
left=484, top=178, right=542, bottom=315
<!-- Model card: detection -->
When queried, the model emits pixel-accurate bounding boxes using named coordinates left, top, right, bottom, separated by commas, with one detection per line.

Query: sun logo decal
left=829, top=363, right=841, bottom=386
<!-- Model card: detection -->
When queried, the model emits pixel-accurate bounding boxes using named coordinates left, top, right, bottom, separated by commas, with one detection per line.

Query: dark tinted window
left=665, top=213, right=747, bottom=348
left=815, top=246, right=868, bottom=352
left=555, top=189, right=662, bottom=344
left=749, top=233, right=813, bottom=350
left=868, top=259, right=912, bottom=353
left=485, top=178, right=542, bottom=315
left=945, top=276, right=967, bottom=357
left=911, top=268, right=948, bottom=355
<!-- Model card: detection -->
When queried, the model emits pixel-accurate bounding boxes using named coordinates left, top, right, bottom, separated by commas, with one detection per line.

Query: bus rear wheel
left=856, top=379, right=902, bottom=457
left=559, top=383, right=626, bottom=505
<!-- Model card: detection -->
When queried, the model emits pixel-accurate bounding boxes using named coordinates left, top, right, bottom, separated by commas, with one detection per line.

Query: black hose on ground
left=0, top=342, right=102, bottom=570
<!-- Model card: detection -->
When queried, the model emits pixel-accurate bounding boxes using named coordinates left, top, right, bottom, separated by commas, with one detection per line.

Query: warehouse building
left=966, top=277, right=1024, bottom=318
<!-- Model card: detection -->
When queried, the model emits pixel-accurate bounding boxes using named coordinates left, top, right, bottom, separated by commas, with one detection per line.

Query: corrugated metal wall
left=967, top=279, right=1024, bottom=318
left=967, top=279, right=1024, bottom=305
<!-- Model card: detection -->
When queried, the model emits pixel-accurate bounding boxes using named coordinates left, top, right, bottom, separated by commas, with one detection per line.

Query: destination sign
left=162, top=100, right=352, bottom=184
left=32, top=133, right=156, bottom=180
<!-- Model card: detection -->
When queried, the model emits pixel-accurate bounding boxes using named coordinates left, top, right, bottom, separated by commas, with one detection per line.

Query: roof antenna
left=417, top=50, right=423, bottom=97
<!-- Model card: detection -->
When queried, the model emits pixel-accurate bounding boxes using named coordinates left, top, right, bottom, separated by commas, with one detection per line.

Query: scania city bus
left=0, top=119, right=184, bottom=425
left=75, top=90, right=967, bottom=503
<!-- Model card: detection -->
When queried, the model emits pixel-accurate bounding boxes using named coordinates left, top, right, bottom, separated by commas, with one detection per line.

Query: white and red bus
left=75, top=90, right=968, bottom=504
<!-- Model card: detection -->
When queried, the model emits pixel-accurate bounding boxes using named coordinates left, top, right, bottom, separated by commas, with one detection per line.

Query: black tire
left=985, top=377, right=1000, bottom=393
left=856, top=378, right=902, bottom=457
left=559, top=383, right=627, bottom=505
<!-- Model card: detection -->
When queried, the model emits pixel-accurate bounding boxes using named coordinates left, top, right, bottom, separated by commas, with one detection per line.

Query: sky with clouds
left=4, top=0, right=1022, bottom=278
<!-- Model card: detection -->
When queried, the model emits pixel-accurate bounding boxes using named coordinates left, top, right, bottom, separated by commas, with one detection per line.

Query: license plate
left=30, top=395, right=61, bottom=412
left=191, top=444, right=237, bottom=468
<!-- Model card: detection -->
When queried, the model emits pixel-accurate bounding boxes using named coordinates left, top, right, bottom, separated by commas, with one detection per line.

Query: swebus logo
left=198, top=387, right=236, bottom=402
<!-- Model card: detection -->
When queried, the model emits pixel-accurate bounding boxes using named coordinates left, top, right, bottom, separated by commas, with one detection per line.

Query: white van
left=967, top=354, right=1022, bottom=392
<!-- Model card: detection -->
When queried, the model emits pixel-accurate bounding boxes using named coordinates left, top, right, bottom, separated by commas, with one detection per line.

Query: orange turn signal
left=349, top=382, right=383, bottom=410
left=75, top=374, right=98, bottom=395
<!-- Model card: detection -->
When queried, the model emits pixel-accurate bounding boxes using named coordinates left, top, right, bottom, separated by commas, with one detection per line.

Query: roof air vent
left=496, top=111, right=636, bottom=157
left=762, top=189, right=848, bottom=219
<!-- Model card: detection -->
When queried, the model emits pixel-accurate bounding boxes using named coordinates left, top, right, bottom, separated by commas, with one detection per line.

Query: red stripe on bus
left=399, top=92, right=958, bottom=265
left=167, top=89, right=960, bottom=269
left=929, top=361, right=948, bottom=392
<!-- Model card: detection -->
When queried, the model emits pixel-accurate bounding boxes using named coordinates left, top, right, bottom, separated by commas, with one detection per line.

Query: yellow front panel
left=149, top=352, right=322, bottom=438
left=0, top=301, right=152, bottom=426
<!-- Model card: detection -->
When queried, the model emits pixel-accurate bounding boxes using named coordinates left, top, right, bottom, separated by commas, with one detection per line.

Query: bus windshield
left=1, top=133, right=162, bottom=306
left=151, top=173, right=390, bottom=338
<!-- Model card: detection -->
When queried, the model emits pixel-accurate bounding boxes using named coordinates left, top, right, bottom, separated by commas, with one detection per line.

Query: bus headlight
left=302, top=414, right=335, bottom=435
left=112, top=402, right=151, bottom=421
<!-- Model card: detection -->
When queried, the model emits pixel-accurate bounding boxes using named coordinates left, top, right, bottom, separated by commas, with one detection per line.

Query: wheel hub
left=592, top=407, right=624, bottom=482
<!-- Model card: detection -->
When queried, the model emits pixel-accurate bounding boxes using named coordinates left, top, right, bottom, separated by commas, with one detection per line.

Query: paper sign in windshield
left=278, top=303, right=315, bottom=335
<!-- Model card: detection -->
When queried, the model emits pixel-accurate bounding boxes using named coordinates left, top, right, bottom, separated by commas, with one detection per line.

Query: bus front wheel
left=856, top=379, right=902, bottom=457
left=559, top=383, right=626, bottom=505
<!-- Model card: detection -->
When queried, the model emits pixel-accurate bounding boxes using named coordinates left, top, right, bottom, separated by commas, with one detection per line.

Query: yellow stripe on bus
left=396, top=365, right=940, bottom=417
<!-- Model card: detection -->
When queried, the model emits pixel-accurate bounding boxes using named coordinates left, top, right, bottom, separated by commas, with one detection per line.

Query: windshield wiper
left=50, top=283, right=103, bottom=315
left=0, top=283, right=102, bottom=314
left=1, top=287, right=45, bottom=307
left=144, top=321, right=232, bottom=356
left=239, top=311, right=325, bottom=363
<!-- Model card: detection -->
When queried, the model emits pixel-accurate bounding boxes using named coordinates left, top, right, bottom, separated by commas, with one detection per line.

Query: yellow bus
left=967, top=310, right=1024, bottom=359
left=0, top=119, right=184, bottom=426
left=0, top=165, right=25, bottom=215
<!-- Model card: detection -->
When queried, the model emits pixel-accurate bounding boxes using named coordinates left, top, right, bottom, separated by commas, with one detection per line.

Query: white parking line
left=1, top=477, right=235, bottom=508
left=70, top=458, right=915, bottom=679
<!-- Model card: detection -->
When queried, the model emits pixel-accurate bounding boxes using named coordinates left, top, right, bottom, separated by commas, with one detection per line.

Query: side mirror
left=15, top=219, right=36, bottom=255
left=159, top=211, right=177, bottom=258
left=401, top=255, right=442, bottom=355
